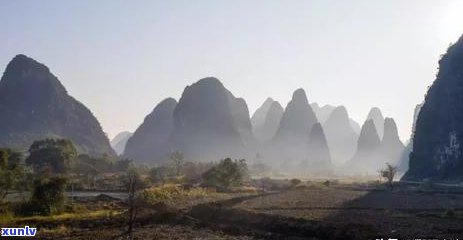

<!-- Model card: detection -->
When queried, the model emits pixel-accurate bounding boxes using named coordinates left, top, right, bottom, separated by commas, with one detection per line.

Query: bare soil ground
left=234, top=183, right=463, bottom=239
left=12, top=182, right=463, bottom=239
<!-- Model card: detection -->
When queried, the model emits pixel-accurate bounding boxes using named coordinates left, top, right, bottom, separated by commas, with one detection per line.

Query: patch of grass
left=141, top=184, right=218, bottom=204
left=0, top=209, right=122, bottom=225
left=233, top=186, right=259, bottom=193
left=22, top=209, right=120, bottom=222
left=0, top=212, right=15, bottom=223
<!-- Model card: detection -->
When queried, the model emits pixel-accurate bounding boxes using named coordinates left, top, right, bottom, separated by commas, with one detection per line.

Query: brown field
left=6, top=182, right=463, bottom=239
left=234, top=183, right=463, bottom=239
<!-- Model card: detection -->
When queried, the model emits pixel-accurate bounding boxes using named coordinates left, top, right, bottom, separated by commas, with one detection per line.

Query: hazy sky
left=1, top=0, right=462, bottom=141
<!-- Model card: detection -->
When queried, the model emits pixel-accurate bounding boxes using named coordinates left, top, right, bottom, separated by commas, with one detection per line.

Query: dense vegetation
left=0, top=148, right=28, bottom=202
left=0, top=137, right=249, bottom=221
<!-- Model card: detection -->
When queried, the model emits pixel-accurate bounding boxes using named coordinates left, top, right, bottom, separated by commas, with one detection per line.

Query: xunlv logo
left=1, top=226, right=37, bottom=237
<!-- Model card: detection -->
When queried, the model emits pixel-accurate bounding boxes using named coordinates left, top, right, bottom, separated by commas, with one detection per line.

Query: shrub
left=21, top=176, right=67, bottom=216
left=290, top=178, right=301, bottom=187
left=182, top=162, right=214, bottom=184
left=149, top=166, right=171, bottom=184
left=0, top=148, right=27, bottom=202
left=444, top=209, right=456, bottom=218
left=202, top=158, right=247, bottom=190
left=379, top=163, right=398, bottom=190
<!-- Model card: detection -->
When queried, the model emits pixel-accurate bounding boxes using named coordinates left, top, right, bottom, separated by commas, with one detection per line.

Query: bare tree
left=169, top=151, right=185, bottom=177
left=126, top=171, right=136, bottom=235
left=126, top=169, right=146, bottom=236
left=379, top=163, right=397, bottom=190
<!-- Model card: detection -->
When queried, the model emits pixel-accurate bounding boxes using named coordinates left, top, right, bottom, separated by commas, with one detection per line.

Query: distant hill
left=346, top=116, right=404, bottom=174
left=122, top=76, right=404, bottom=176
left=346, top=119, right=382, bottom=173
left=311, top=103, right=336, bottom=123
left=125, top=78, right=255, bottom=164
left=366, top=107, right=385, bottom=139
left=0, top=54, right=114, bottom=156
left=251, top=98, right=274, bottom=138
left=123, top=98, right=177, bottom=164
left=169, top=77, right=249, bottom=162
left=110, top=131, right=133, bottom=155
left=269, top=89, right=319, bottom=169
left=380, top=118, right=404, bottom=166
left=227, top=92, right=255, bottom=149
left=323, top=106, right=358, bottom=165
left=274, top=89, right=318, bottom=144
left=349, top=119, right=361, bottom=135
left=311, top=103, right=360, bottom=135
left=252, top=98, right=283, bottom=143
left=306, top=123, right=332, bottom=173
left=404, top=35, right=463, bottom=181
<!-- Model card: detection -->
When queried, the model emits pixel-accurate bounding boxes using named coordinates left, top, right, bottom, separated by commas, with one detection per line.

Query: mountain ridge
left=0, top=54, right=115, bottom=156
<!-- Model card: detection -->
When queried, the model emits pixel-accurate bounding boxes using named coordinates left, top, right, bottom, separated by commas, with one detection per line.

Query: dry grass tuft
left=141, top=184, right=217, bottom=204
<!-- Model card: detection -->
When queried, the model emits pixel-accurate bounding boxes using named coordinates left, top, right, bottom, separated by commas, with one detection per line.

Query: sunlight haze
left=1, top=0, right=462, bottom=141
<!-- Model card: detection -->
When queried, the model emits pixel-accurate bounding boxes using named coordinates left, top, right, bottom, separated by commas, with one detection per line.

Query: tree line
left=0, top=138, right=249, bottom=217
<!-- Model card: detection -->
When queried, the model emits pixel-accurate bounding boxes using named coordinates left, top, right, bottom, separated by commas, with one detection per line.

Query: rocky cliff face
left=323, top=106, right=358, bottom=165
left=123, top=98, right=177, bottom=163
left=404, top=36, right=463, bottom=181
left=398, top=103, right=422, bottom=173
left=0, top=55, right=114, bottom=156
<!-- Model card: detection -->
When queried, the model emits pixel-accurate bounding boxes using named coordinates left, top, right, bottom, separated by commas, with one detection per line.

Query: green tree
left=26, top=175, right=67, bottom=215
left=237, top=159, right=250, bottom=181
left=26, top=139, right=77, bottom=174
left=113, top=159, right=133, bottom=172
left=0, top=148, right=26, bottom=202
left=75, top=154, right=113, bottom=173
left=202, top=158, right=247, bottom=190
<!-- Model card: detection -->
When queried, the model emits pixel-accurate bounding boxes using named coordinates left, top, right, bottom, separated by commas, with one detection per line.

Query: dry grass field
left=5, top=181, right=463, bottom=239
